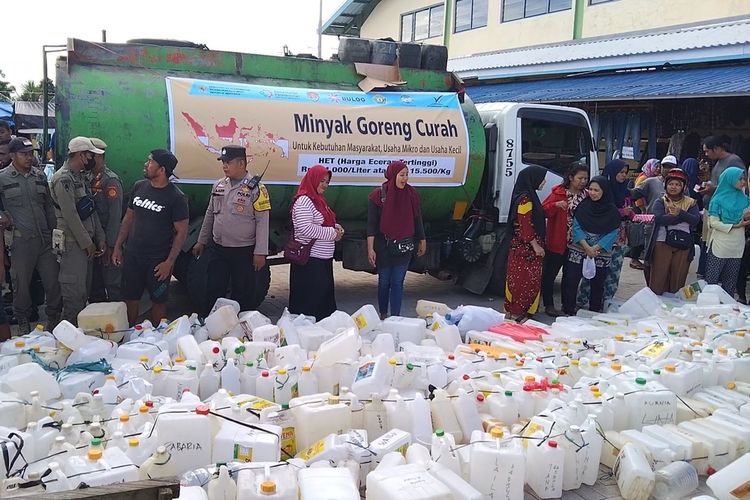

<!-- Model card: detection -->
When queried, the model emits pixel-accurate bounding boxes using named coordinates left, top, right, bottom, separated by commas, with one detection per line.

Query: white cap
left=68, top=136, right=104, bottom=154
left=661, top=155, right=678, bottom=166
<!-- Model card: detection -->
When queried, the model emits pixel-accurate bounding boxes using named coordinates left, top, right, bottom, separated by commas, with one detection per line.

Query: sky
left=1, top=0, right=343, bottom=96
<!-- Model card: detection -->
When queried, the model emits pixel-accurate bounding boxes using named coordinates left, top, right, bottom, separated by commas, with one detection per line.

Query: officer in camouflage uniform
left=50, top=137, right=106, bottom=324
left=193, top=145, right=270, bottom=312
left=87, top=138, right=123, bottom=302
left=0, top=137, right=62, bottom=333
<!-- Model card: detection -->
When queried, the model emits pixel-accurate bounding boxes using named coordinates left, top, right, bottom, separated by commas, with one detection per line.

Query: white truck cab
left=476, top=102, right=599, bottom=223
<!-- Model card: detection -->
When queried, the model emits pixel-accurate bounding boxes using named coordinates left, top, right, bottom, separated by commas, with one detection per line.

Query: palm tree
left=19, top=80, right=42, bottom=101
left=0, top=70, right=14, bottom=102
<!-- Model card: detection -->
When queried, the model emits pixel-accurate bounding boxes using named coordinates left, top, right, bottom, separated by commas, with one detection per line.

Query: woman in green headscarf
left=706, top=166, right=750, bottom=296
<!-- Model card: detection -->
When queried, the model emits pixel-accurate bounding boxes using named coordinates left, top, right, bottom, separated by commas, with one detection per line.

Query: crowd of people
left=4, top=117, right=748, bottom=336
left=0, top=122, right=429, bottom=338
left=505, top=135, right=749, bottom=321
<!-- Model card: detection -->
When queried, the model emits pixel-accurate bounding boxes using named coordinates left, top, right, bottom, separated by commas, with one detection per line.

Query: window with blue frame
left=455, top=0, right=488, bottom=32
left=401, top=4, right=445, bottom=41
left=502, top=0, right=571, bottom=22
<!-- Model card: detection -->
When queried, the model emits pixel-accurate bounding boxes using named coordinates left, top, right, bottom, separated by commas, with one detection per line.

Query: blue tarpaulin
left=466, top=65, right=750, bottom=103
left=0, top=102, right=12, bottom=126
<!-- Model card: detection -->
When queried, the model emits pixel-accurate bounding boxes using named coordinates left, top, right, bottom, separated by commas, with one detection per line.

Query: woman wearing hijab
left=646, top=169, right=700, bottom=295
left=289, top=165, right=344, bottom=319
left=541, top=164, right=588, bottom=317
left=706, top=166, right=750, bottom=297
left=563, top=176, right=621, bottom=315
left=367, top=160, right=426, bottom=319
left=681, top=158, right=701, bottom=203
left=629, top=158, right=660, bottom=269
left=578, top=160, right=633, bottom=310
left=504, top=166, right=547, bottom=321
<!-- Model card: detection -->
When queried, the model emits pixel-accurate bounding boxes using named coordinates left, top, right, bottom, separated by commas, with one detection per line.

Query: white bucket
left=212, top=421, right=281, bottom=463
left=153, top=407, right=212, bottom=475
left=205, top=305, right=239, bottom=340
left=351, top=305, right=381, bottom=339
left=366, top=463, right=452, bottom=500
left=613, top=442, right=655, bottom=500
left=706, top=452, right=750, bottom=500
left=652, top=461, right=699, bottom=500
left=77, top=302, right=129, bottom=342
left=382, top=316, right=426, bottom=345
left=298, top=466, right=359, bottom=500
left=1, top=362, right=60, bottom=400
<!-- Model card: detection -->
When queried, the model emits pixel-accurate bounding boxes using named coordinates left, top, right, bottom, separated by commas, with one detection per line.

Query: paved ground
left=164, top=254, right=697, bottom=322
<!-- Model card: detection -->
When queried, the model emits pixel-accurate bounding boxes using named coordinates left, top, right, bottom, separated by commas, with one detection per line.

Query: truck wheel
left=486, top=232, right=510, bottom=295
left=420, top=45, right=448, bottom=71
left=248, top=265, right=271, bottom=310
left=370, top=40, right=397, bottom=65
left=338, top=38, right=372, bottom=64
left=397, top=43, right=421, bottom=68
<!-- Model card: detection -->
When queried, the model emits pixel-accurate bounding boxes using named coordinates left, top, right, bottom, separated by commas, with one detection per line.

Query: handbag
left=626, top=221, right=645, bottom=248
left=386, top=237, right=415, bottom=257
left=665, top=229, right=693, bottom=250
left=283, top=228, right=317, bottom=266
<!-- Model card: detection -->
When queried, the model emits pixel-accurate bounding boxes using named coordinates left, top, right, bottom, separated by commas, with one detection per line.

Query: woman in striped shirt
left=289, top=165, right=344, bottom=319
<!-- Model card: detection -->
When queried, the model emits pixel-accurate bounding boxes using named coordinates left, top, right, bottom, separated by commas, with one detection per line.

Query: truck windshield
left=520, top=115, right=593, bottom=177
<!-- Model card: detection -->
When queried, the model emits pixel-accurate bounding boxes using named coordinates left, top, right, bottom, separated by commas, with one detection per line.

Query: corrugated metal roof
left=450, top=18, right=750, bottom=77
left=466, top=64, right=750, bottom=103
left=322, top=0, right=382, bottom=37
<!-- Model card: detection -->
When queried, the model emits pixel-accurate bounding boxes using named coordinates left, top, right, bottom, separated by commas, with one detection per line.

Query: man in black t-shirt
left=112, top=149, right=188, bottom=325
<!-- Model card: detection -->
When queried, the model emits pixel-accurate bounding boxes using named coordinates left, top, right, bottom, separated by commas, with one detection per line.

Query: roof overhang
left=322, top=0, right=382, bottom=37
left=465, top=64, right=750, bottom=103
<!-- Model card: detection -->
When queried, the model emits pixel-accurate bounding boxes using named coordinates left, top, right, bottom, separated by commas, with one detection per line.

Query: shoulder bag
left=378, top=187, right=415, bottom=257
left=665, top=228, right=692, bottom=250
left=283, top=227, right=317, bottom=266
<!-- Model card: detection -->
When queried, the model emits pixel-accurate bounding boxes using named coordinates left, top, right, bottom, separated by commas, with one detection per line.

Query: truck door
left=498, top=107, right=596, bottom=222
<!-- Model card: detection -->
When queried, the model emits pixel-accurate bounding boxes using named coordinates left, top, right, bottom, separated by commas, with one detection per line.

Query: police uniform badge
left=106, top=185, right=119, bottom=200
left=253, top=184, right=271, bottom=212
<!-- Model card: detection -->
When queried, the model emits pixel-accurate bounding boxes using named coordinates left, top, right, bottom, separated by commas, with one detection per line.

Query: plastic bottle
left=220, top=358, right=241, bottom=395
left=274, top=367, right=298, bottom=405
left=240, top=361, right=258, bottom=395
left=706, top=452, right=750, bottom=500
left=297, top=365, right=318, bottom=397
left=198, top=363, right=220, bottom=400
left=613, top=443, right=655, bottom=500
left=207, top=464, right=237, bottom=500
left=652, top=461, right=699, bottom=500
left=469, top=428, right=525, bottom=499
left=452, top=388, right=483, bottom=440
left=526, top=439, right=564, bottom=499
left=256, top=370, right=275, bottom=402
left=430, top=428, right=461, bottom=475
left=364, top=393, right=389, bottom=440
left=138, top=445, right=172, bottom=480
left=430, top=388, right=464, bottom=444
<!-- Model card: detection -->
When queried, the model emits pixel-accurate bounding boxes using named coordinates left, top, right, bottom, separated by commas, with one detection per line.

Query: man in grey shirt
left=699, top=135, right=746, bottom=205
left=632, top=155, right=677, bottom=213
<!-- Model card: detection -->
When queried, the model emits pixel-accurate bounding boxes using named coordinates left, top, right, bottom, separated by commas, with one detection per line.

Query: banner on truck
left=165, top=77, right=470, bottom=186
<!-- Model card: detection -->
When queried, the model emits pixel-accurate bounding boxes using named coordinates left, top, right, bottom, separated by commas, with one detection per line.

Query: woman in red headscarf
left=367, top=160, right=426, bottom=319
left=289, top=165, right=344, bottom=319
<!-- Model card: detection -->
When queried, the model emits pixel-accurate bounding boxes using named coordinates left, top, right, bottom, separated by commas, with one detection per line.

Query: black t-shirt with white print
left=126, top=179, right=189, bottom=258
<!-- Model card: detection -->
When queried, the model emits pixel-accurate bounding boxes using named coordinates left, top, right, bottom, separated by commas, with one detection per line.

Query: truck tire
left=420, top=45, right=448, bottom=71
left=338, top=38, right=372, bottom=64
left=486, top=232, right=510, bottom=295
left=397, top=42, right=421, bottom=68
left=370, top=40, right=397, bottom=65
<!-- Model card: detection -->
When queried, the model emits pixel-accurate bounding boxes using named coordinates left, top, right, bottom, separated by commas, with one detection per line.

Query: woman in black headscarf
left=563, top=176, right=622, bottom=315
left=504, top=166, right=547, bottom=321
